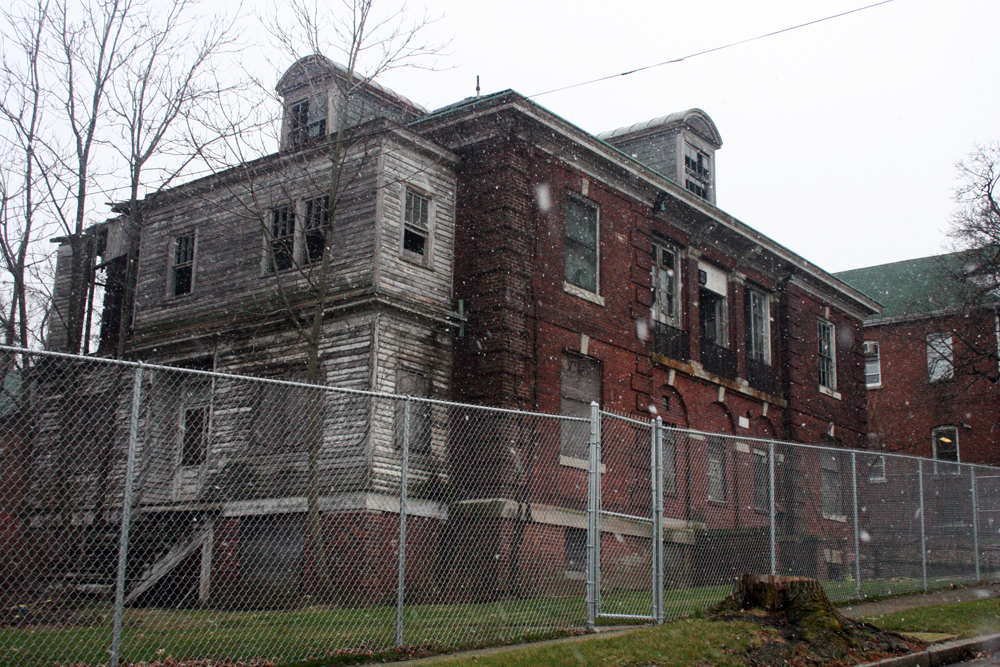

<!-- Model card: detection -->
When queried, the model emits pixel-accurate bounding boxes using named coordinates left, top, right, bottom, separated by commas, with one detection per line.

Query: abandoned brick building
left=40, top=54, right=881, bottom=607
left=837, top=250, right=1000, bottom=467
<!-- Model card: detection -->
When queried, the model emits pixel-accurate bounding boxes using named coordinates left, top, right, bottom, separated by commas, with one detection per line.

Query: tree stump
left=709, top=574, right=915, bottom=664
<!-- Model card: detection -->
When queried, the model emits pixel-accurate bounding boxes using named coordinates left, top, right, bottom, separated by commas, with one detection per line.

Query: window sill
left=822, top=513, right=848, bottom=523
left=866, top=383, right=882, bottom=390
left=402, top=250, right=433, bottom=269
left=869, top=477, right=887, bottom=483
left=818, top=385, right=842, bottom=400
left=563, top=281, right=605, bottom=306
left=560, top=454, right=606, bottom=473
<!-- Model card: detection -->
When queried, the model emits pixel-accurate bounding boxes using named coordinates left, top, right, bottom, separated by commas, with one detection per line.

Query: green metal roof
left=834, top=250, right=994, bottom=320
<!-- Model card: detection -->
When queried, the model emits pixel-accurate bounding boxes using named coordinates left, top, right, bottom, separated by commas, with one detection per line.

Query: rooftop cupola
left=275, top=55, right=427, bottom=152
left=598, top=109, right=722, bottom=204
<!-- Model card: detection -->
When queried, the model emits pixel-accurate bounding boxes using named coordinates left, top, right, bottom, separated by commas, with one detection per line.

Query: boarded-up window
left=706, top=438, right=727, bottom=502
left=821, top=450, right=845, bottom=519
left=395, top=370, right=432, bottom=454
left=560, top=353, right=601, bottom=459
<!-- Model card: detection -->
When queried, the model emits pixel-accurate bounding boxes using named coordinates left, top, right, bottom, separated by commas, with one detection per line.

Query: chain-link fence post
left=110, top=366, right=143, bottom=667
left=652, top=417, right=664, bottom=624
left=396, top=397, right=410, bottom=648
left=586, top=401, right=601, bottom=630
left=919, top=458, right=928, bottom=592
left=972, top=466, right=981, bottom=582
left=769, top=440, right=776, bottom=576
left=851, top=451, right=861, bottom=599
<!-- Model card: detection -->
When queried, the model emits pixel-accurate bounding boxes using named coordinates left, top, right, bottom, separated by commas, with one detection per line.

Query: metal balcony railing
left=746, top=357, right=779, bottom=395
left=700, top=339, right=737, bottom=381
left=651, top=321, right=688, bottom=362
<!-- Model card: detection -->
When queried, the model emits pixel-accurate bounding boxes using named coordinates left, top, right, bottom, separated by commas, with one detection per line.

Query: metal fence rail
left=0, top=346, right=996, bottom=666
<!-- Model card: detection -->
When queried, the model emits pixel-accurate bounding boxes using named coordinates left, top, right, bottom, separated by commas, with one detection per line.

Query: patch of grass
left=863, top=598, right=1000, bottom=639
left=399, top=618, right=774, bottom=667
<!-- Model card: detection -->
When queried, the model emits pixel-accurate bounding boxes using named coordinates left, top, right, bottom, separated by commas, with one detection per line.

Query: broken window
left=395, top=369, right=432, bottom=453
left=932, top=425, right=959, bottom=463
left=171, top=233, right=195, bottom=296
left=304, top=195, right=329, bottom=264
left=652, top=243, right=680, bottom=326
left=287, top=98, right=326, bottom=148
left=564, top=196, right=599, bottom=294
left=269, top=206, right=295, bottom=272
left=684, top=143, right=711, bottom=200
left=403, top=188, right=430, bottom=259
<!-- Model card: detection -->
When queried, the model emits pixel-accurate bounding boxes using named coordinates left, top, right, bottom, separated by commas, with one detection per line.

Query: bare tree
left=0, top=0, right=55, bottom=350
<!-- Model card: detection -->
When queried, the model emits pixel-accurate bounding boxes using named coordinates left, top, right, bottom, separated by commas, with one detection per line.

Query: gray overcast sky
left=344, top=0, right=999, bottom=274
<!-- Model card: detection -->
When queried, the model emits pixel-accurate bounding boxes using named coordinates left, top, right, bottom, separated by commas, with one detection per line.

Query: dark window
left=288, top=99, right=326, bottom=147
left=270, top=206, right=295, bottom=272
left=172, top=233, right=195, bottom=296
left=305, top=195, right=329, bottom=264
left=818, top=318, right=836, bottom=390
left=403, top=189, right=429, bottom=258
left=932, top=426, right=959, bottom=462
left=560, top=353, right=601, bottom=459
left=565, top=527, right=586, bottom=572
left=700, top=289, right=726, bottom=347
left=564, top=197, right=599, bottom=293
left=684, top=143, right=711, bottom=200
left=181, top=406, right=209, bottom=466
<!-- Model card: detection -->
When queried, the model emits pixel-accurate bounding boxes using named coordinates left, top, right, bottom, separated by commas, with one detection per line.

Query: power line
left=528, top=0, right=897, bottom=99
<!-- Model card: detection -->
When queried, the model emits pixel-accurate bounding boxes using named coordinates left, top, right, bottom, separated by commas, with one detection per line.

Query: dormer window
left=684, top=143, right=711, bottom=200
left=287, top=98, right=326, bottom=148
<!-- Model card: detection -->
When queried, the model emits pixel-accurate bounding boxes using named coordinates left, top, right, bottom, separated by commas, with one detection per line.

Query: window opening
left=181, top=406, right=209, bottom=467
left=403, top=189, right=430, bottom=257
left=821, top=450, right=845, bottom=519
left=304, top=195, right=329, bottom=264
left=684, top=143, right=711, bottom=200
left=932, top=425, right=959, bottom=463
left=745, top=289, right=770, bottom=364
left=817, top=318, right=836, bottom=391
left=706, top=439, right=726, bottom=502
left=868, top=455, right=887, bottom=482
left=396, top=370, right=432, bottom=454
left=269, top=206, right=296, bottom=272
left=172, top=233, right=195, bottom=296
left=927, top=333, right=954, bottom=382
left=288, top=99, right=326, bottom=147
left=652, top=243, right=680, bottom=326
left=560, top=353, right=601, bottom=460
left=564, top=197, right=599, bottom=294
left=864, top=341, right=881, bottom=387
left=565, top=527, right=586, bottom=572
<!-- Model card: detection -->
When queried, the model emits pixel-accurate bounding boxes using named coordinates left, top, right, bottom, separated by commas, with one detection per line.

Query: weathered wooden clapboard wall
left=122, top=121, right=459, bottom=505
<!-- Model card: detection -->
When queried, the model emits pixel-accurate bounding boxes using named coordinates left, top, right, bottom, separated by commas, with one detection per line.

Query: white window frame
left=651, top=242, right=681, bottom=328
left=932, top=425, right=960, bottom=464
left=746, top=288, right=771, bottom=365
left=563, top=195, right=600, bottom=297
left=817, top=318, right=837, bottom=392
left=927, top=332, right=954, bottom=383
left=864, top=341, right=881, bottom=388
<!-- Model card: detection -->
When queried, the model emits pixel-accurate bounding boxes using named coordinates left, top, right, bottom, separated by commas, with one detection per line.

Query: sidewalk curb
left=857, top=633, right=1000, bottom=667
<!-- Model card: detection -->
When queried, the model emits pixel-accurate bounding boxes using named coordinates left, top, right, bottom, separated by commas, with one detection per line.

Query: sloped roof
left=835, top=250, right=996, bottom=320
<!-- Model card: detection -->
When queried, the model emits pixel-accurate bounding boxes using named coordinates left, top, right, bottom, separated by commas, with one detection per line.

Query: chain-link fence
left=0, top=346, right=997, bottom=666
